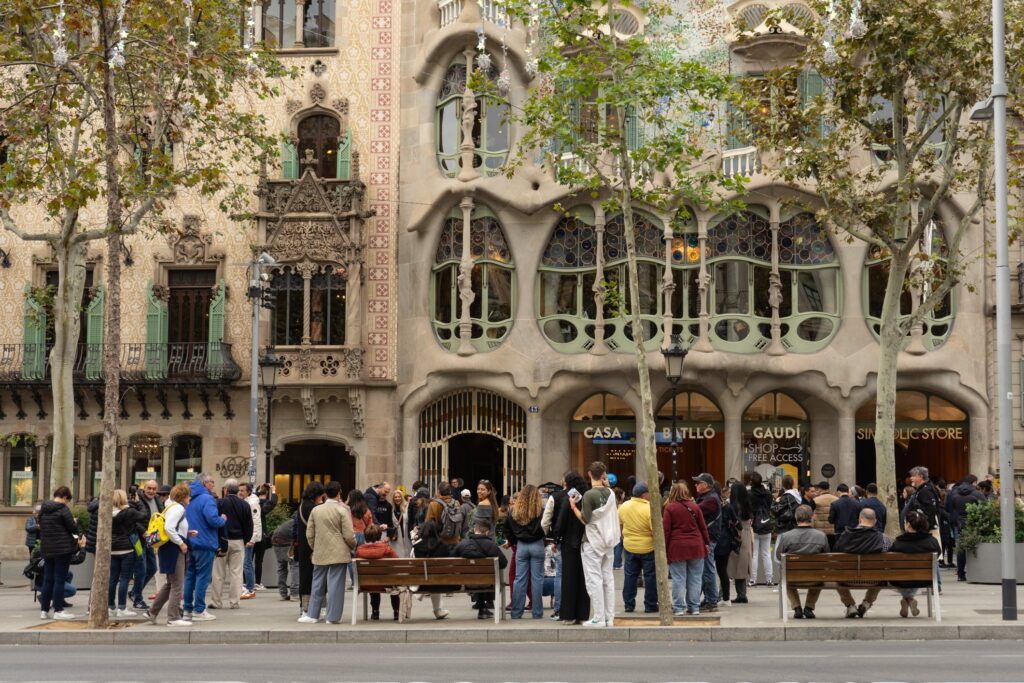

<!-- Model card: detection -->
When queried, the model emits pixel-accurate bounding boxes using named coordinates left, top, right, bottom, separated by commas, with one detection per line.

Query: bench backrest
left=783, top=552, right=935, bottom=583
left=353, top=557, right=499, bottom=590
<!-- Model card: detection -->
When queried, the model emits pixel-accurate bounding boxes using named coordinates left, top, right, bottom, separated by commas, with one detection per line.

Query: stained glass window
left=436, top=59, right=509, bottom=177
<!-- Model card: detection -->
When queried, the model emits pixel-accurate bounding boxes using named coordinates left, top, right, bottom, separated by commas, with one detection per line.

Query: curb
left=2, top=624, right=1023, bottom=645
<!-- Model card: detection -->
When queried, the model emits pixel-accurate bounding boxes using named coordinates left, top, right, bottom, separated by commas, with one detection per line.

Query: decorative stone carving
left=272, top=220, right=353, bottom=264
left=151, top=284, right=170, bottom=302
left=170, top=216, right=224, bottom=265
left=310, top=82, right=327, bottom=106
left=295, top=346, right=316, bottom=380
left=286, top=99, right=303, bottom=115
left=300, top=148, right=319, bottom=176
left=331, top=99, right=349, bottom=115
left=301, top=387, right=318, bottom=428
left=310, top=59, right=327, bottom=77
left=319, top=355, right=341, bottom=376
left=340, top=347, right=364, bottom=379
left=348, top=387, right=365, bottom=438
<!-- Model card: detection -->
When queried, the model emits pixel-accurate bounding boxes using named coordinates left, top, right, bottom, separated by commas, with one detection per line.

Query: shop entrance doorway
left=448, top=433, right=504, bottom=502
left=273, top=440, right=355, bottom=505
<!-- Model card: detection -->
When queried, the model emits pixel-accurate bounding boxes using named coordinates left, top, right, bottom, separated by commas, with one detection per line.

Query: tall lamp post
left=661, top=337, right=688, bottom=483
left=247, top=251, right=277, bottom=487
left=258, top=346, right=284, bottom=485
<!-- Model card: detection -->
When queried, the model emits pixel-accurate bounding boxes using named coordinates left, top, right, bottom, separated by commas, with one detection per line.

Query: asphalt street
left=0, top=640, right=1021, bottom=682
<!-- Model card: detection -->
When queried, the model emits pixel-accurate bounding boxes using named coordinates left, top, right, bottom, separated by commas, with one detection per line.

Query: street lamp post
left=247, top=251, right=277, bottom=487
left=258, top=346, right=284, bottom=485
left=662, top=337, right=688, bottom=483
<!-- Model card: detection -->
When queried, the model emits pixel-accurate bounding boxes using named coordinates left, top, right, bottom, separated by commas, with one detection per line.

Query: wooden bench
left=351, top=557, right=506, bottom=624
left=779, top=552, right=940, bottom=623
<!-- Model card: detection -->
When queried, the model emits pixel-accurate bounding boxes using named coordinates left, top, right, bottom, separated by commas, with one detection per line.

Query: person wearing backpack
left=145, top=483, right=195, bottom=626
left=425, top=481, right=465, bottom=548
left=748, top=472, right=775, bottom=586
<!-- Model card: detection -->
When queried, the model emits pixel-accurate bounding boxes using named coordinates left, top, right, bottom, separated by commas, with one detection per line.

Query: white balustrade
left=721, top=146, right=761, bottom=177
left=437, top=0, right=509, bottom=28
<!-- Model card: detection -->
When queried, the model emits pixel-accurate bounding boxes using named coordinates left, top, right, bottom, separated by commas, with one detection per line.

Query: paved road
left=0, top=640, right=1021, bottom=682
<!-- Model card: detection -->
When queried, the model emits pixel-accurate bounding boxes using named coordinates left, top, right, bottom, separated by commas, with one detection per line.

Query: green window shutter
left=799, top=70, right=826, bottom=139
left=22, top=284, right=46, bottom=380
left=84, top=285, right=104, bottom=381
left=281, top=138, right=298, bottom=179
left=206, top=280, right=226, bottom=381
left=336, top=131, right=351, bottom=181
left=625, top=106, right=644, bottom=151
left=145, top=282, right=168, bottom=380
left=725, top=101, right=751, bottom=150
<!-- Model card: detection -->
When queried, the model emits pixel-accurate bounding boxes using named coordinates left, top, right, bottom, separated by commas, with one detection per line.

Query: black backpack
left=771, top=494, right=799, bottom=530
left=433, top=498, right=465, bottom=539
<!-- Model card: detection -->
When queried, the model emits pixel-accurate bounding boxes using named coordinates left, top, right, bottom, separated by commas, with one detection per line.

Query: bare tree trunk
left=49, top=239, right=88, bottom=494
left=874, top=250, right=910, bottom=538
left=88, top=0, right=121, bottom=629
left=620, top=195, right=674, bottom=626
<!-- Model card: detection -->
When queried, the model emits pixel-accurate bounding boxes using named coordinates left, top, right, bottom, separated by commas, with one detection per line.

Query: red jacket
left=663, top=500, right=710, bottom=563
left=355, top=540, right=397, bottom=560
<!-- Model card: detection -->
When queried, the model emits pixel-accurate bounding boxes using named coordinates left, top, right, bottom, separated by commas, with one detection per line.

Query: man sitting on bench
left=834, top=507, right=891, bottom=618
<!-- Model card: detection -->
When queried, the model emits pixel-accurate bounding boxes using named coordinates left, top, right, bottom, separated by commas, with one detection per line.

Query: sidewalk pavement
left=0, top=560, right=1021, bottom=645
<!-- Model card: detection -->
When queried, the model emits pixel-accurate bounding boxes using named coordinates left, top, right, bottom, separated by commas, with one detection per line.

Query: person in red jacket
left=354, top=524, right=400, bottom=620
left=663, top=482, right=710, bottom=616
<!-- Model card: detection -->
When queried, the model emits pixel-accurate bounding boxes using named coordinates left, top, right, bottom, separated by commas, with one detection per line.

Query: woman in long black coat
left=294, top=481, right=325, bottom=614
left=551, top=471, right=590, bottom=624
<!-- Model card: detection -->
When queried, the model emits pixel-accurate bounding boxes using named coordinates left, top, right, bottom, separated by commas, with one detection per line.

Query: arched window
left=129, top=434, right=163, bottom=485
left=537, top=209, right=664, bottom=353
left=436, top=57, right=510, bottom=177
left=263, top=0, right=336, bottom=49
left=297, top=114, right=341, bottom=179
left=432, top=205, right=514, bottom=352
left=777, top=212, right=840, bottom=349
left=172, top=435, right=203, bottom=485
left=863, top=221, right=954, bottom=350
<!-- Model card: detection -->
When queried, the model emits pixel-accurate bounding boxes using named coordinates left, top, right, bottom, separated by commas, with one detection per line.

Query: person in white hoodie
left=570, top=461, right=621, bottom=628
left=239, top=482, right=263, bottom=599
left=146, top=484, right=196, bottom=626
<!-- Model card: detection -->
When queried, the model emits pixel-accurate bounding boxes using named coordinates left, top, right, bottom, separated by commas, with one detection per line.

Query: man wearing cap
left=693, top=473, right=722, bottom=611
left=617, top=482, right=657, bottom=613
left=459, top=489, right=475, bottom=538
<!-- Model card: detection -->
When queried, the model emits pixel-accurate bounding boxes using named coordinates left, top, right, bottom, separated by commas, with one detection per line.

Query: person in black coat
left=37, top=486, right=81, bottom=619
left=453, top=519, right=508, bottom=618
left=294, top=481, right=325, bottom=615
left=907, top=466, right=941, bottom=530
left=108, top=489, right=147, bottom=616
left=891, top=510, right=942, bottom=618
left=834, top=507, right=891, bottom=618
left=551, top=471, right=590, bottom=625
left=828, top=484, right=863, bottom=536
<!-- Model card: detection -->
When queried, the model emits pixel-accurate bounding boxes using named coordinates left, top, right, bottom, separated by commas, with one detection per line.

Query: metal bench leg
left=780, top=558, right=788, bottom=624
left=363, top=591, right=369, bottom=621
left=351, top=577, right=359, bottom=626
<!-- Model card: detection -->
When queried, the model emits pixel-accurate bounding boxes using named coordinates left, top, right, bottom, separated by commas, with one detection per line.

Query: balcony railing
left=438, top=0, right=509, bottom=28
left=721, top=145, right=761, bottom=177
left=0, top=342, right=242, bottom=384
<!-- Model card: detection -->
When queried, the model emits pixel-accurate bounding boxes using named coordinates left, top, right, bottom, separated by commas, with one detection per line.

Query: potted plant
left=261, top=503, right=292, bottom=589
left=958, top=499, right=1024, bottom=584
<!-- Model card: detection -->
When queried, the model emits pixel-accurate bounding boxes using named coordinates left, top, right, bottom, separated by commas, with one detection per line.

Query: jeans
left=108, top=552, right=136, bottom=610
left=131, top=545, right=157, bottom=604
left=613, top=539, right=623, bottom=569
left=954, top=527, right=967, bottom=580
left=307, top=563, right=347, bottom=623
left=752, top=533, right=773, bottom=583
left=581, top=542, right=615, bottom=624
left=511, top=540, right=545, bottom=619
left=273, top=545, right=299, bottom=597
left=552, top=545, right=562, bottom=614
left=701, top=542, right=720, bottom=604
left=622, top=549, right=657, bottom=612
left=243, top=545, right=255, bottom=592
left=183, top=547, right=215, bottom=614
left=669, top=558, right=703, bottom=613
left=39, top=554, right=72, bottom=613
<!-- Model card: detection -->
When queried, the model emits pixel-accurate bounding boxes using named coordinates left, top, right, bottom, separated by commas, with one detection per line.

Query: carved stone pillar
left=160, top=438, right=172, bottom=486
left=117, top=438, right=130, bottom=492
left=294, top=0, right=305, bottom=47
left=456, top=195, right=477, bottom=355
left=296, top=260, right=317, bottom=345
left=346, top=259, right=362, bottom=346
left=37, top=436, right=51, bottom=501
left=458, top=46, right=480, bottom=182
left=74, top=437, right=88, bottom=501
left=590, top=204, right=609, bottom=355
left=767, top=204, right=786, bottom=356
left=693, top=217, right=713, bottom=353
left=906, top=198, right=927, bottom=355
left=661, top=213, right=676, bottom=348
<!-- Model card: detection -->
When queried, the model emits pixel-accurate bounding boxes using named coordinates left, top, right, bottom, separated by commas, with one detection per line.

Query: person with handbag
left=37, top=486, right=81, bottom=620
left=145, top=483, right=196, bottom=626
left=662, top=481, right=710, bottom=616
left=108, top=489, right=147, bottom=617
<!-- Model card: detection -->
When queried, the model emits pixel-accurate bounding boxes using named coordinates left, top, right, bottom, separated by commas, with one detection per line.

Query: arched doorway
left=656, top=391, right=725, bottom=483
left=742, top=391, right=810, bottom=489
left=571, top=393, right=637, bottom=485
left=418, top=389, right=526, bottom=498
left=274, top=440, right=355, bottom=505
left=855, top=391, right=969, bottom=486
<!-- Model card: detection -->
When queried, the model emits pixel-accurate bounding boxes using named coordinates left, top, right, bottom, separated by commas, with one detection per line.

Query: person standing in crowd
left=551, top=471, right=589, bottom=625
left=354, top=523, right=401, bottom=620
left=774, top=504, right=829, bottom=619
left=473, top=480, right=499, bottom=539
left=295, top=481, right=325, bottom=616
left=37, top=486, right=80, bottom=620
left=390, top=489, right=410, bottom=557
left=411, top=508, right=451, bottom=620
left=571, top=461, right=620, bottom=628
left=907, top=466, right=941, bottom=535
left=506, top=484, right=546, bottom=619
left=835, top=507, right=891, bottom=618
left=364, top=482, right=392, bottom=529
left=692, top=473, right=722, bottom=612
left=129, top=479, right=162, bottom=610
left=947, top=475, right=984, bottom=581
left=611, top=482, right=625, bottom=570
left=25, top=502, right=41, bottom=554
left=663, top=482, right=709, bottom=616
left=209, top=479, right=253, bottom=610
left=977, top=479, right=996, bottom=500
left=108, top=489, right=146, bottom=617
left=238, top=481, right=262, bottom=600
left=861, top=484, right=887, bottom=532
left=182, top=474, right=226, bottom=622
left=726, top=481, right=754, bottom=604
left=748, top=472, right=774, bottom=586
left=145, top=483, right=194, bottom=626
left=771, top=475, right=802, bottom=535
left=271, top=516, right=299, bottom=600
left=891, top=509, right=942, bottom=618
left=829, top=484, right=862, bottom=537
left=426, top=482, right=465, bottom=549
left=809, top=482, right=838, bottom=549
left=300, top=481, right=357, bottom=624
left=618, top=482, right=657, bottom=614
left=454, top=519, right=508, bottom=619
left=254, top=483, right=278, bottom=591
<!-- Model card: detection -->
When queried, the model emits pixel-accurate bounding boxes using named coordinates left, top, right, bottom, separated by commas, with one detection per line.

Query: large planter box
left=965, top=542, right=1024, bottom=584
left=72, top=552, right=95, bottom=590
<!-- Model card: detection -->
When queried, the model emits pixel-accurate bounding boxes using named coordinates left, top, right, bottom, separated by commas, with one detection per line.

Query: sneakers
left=699, top=601, right=718, bottom=613
left=900, top=598, right=910, bottom=618
left=793, top=607, right=804, bottom=619
left=857, top=602, right=870, bottom=618
left=433, top=609, right=449, bottom=620
left=731, top=596, right=748, bottom=604
left=673, top=609, right=687, bottom=617
left=53, top=611, right=76, bottom=620
left=845, top=604, right=859, bottom=618
left=229, top=603, right=240, bottom=609
left=115, top=608, right=137, bottom=618
left=297, top=614, right=318, bottom=624
left=133, top=601, right=148, bottom=610
left=802, top=607, right=816, bottom=619
left=167, top=619, right=192, bottom=627
left=240, top=591, right=256, bottom=600
left=549, top=612, right=560, bottom=620
left=144, top=610, right=157, bottom=625
left=191, top=611, right=216, bottom=621
left=686, top=609, right=700, bottom=616
left=279, top=594, right=291, bottom=601
left=909, top=598, right=920, bottom=617
left=254, top=584, right=266, bottom=591
left=182, top=611, right=193, bottom=621
left=39, top=611, right=51, bottom=620
left=582, top=618, right=606, bottom=628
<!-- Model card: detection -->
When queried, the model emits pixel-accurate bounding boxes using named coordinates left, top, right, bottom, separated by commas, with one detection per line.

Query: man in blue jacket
left=182, top=474, right=226, bottom=622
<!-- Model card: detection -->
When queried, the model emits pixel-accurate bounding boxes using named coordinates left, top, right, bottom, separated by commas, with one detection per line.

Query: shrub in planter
left=71, top=505, right=92, bottom=535
left=264, top=502, right=293, bottom=537
left=956, top=499, right=1024, bottom=556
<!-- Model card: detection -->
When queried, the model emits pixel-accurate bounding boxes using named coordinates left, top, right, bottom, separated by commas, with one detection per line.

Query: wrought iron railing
left=0, top=342, right=242, bottom=384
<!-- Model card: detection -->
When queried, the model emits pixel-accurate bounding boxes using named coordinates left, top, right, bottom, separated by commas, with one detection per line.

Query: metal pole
left=671, top=381, right=678, bottom=483
left=991, top=0, right=1017, bottom=621
left=264, top=388, right=274, bottom=482
left=248, top=261, right=260, bottom=488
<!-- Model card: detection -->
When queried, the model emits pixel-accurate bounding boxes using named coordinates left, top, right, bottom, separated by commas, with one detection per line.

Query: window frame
left=435, top=57, right=510, bottom=178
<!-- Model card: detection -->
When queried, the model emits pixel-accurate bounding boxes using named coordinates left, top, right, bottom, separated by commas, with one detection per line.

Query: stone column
left=296, top=260, right=316, bottom=345
left=723, top=404, right=743, bottom=481
left=767, top=203, right=786, bottom=355
left=294, top=0, right=305, bottom=47
left=75, top=437, right=88, bottom=501
left=836, top=406, right=857, bottom=487
left=37, top=436, right=51, bottom=501
left=346, top=260, right=362, bottom=346
left=591, top=204, right=609, bottom=355
left=160, top=438, right=172, bottom=486
left=661, top=213, right=676, bottom=347
left=118, top=438, right=130, bottom=491
left=693, top=217, right=713, bottom=352
left=457, top=46, right=479, bottom=182
left=456, top=195, right=477, bottom=355
left=526, top=411, right=543, bottom=485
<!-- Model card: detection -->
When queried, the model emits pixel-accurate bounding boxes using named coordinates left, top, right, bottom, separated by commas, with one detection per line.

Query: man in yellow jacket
left=618, top=482, right=657, bottom=613
left=300, top=480, right=357, bottom=624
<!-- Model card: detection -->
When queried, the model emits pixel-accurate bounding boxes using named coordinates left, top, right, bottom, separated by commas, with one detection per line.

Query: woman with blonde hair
left=663, top=481, right=710, bottom=616
left=505, top=484, right=546, bottom=619
left=146, top=483, right=196, bottom=626
left=390, top=488, right=410, bottom=557
left=108, top=489, right=146, bottom=617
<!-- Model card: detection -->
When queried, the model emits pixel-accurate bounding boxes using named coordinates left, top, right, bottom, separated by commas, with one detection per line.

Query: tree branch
left=0, top=208, right=56, bottom=242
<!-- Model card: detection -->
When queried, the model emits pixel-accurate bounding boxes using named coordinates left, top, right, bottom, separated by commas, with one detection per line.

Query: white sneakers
left=167, top=619, right=192, bottom=627
left=433, top=609, right=449, bottom=620
left=582, top=618, right=606, bottom=628
left=39, top=611, right=51, bottom=620
left=191, top=611, right=216, bottom=621
left=53, top=611, right=76, bottom=620
left=297, top=614, right=318, bottom=624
